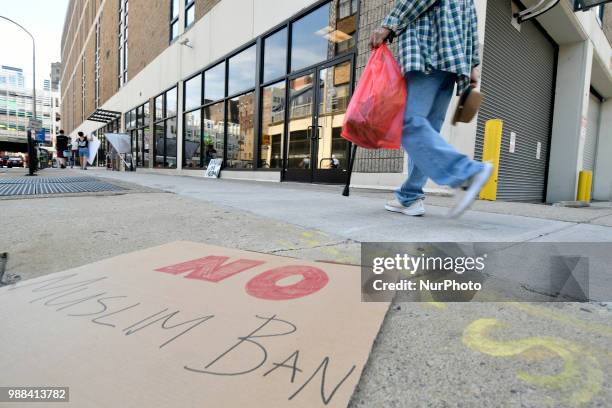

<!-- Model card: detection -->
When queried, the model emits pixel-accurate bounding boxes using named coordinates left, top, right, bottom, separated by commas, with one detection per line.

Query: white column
left=593, top=99, right=612, bottom=201
left=546, top=41, right=593, bottom=203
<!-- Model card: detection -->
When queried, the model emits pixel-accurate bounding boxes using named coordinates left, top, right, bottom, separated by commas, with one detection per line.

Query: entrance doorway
left=284, top=58, right=353, bottom=183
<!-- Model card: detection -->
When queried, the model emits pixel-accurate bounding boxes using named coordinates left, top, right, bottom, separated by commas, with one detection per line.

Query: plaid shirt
left=382, top=0, right=480, bottom=94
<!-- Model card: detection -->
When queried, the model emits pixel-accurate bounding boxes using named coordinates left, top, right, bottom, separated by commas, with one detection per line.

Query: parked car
left=7, top=156, right=24, bottom=168
left=0, top=156, right=8, bottom=167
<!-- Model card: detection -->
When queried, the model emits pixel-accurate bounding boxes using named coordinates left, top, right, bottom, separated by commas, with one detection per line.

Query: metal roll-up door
left=475, top=0, right=557, bottom=202
left=583, top=93, right=601, bottom=171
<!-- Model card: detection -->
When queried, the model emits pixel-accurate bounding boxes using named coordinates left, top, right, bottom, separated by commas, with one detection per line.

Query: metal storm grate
left=0, top=177, right=125, bottom=196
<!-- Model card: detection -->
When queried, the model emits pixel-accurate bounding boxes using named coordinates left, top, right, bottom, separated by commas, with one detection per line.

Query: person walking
left=70, top=136, right=79, bottom=168
left=55, top=130, right=69, bottom=169
left=77, top=132, right=89, bottom=170
left=370, top=0, right=492, bottom=218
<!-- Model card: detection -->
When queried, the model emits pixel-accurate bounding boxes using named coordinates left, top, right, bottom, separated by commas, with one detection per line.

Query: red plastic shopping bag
left=341, top=44, right=406, bottom=149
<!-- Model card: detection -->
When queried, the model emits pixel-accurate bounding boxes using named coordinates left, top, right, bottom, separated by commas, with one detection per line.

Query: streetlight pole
left=0, top=15, right=37, bottom=175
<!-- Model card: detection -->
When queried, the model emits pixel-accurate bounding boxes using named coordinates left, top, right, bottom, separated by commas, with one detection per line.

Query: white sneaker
left=447, top=163, right=494, bottom=219
left=385, top=199, right=426, bottom=216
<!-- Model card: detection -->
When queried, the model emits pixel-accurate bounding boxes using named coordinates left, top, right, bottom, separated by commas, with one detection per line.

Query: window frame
left=153, top=85, right=179, bottom=169
left=185, top=0, right=196, bottom=29
left=118, top=0, right=129, bottom=88
left=124, top=101, right=151, bottom=169
left=227, top=43, right=258, bottom=97
left=595, top=4, right=605, bottom=26
left=170, top=0, right=180, bottom=43
left=183, top=72, right=203, bottom=112
left=261, top=27, right=289, bottom=85
left=183, top=108, right=203, bottom=168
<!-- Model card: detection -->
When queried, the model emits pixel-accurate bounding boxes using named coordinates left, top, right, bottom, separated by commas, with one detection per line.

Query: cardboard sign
left=0, top=242, right=388, bottom=408
left=205, top=158, right=223, bottom=178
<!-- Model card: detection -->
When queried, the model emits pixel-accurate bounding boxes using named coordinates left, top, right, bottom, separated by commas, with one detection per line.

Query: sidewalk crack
left=269, top=239, right=358, bottom=254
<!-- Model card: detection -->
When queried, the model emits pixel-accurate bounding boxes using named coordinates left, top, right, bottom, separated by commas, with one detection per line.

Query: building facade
left=60, top=0, right=612, bottom=202
left=0, top=65, right=54, bottom=153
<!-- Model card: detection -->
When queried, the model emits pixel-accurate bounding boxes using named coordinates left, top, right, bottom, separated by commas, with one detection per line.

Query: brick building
left=61, top=0, right=612, bottom=202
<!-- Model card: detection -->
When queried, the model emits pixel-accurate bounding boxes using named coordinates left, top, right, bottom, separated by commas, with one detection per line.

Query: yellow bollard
left=577, top=170, right=593, bottom=202
left=479, top=119, right=503, bottom=201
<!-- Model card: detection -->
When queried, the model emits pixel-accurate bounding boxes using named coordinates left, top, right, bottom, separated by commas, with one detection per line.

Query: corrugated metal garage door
left=583, top=93, right=600, bottom=171
left=475, top=0, right=557, bottom=202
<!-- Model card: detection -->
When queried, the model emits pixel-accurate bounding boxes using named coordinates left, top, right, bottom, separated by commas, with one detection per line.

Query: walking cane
left=342, top=144, right=358, bottom=197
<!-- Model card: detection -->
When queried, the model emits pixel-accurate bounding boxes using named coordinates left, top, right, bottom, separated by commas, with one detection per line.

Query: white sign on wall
left=509, top=132, right=516, bottom=153
left=536, top=142, right=542, bottom=160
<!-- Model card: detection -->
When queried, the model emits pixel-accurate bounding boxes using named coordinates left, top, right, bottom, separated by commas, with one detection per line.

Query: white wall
left=593, top=99, right=612, bottom=201
left=547, top=41, right=594, bottom=203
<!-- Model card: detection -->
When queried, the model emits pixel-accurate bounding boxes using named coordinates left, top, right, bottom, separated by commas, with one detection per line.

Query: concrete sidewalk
left=2, top=167, right=611, bottom=407
left=90, top=168, right=612, bottom=244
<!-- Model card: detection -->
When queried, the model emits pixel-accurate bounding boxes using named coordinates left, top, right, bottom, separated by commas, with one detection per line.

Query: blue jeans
left=78, top=148, right=89, bottom=158
left=396, top=70, right=484, bottom=206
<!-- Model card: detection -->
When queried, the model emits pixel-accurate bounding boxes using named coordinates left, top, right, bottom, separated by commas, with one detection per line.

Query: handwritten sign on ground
left=0, top=242, right=388, bottom=407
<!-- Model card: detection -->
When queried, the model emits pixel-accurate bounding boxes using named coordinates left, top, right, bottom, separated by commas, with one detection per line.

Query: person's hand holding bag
left=369, top=27, right=392, bottom=49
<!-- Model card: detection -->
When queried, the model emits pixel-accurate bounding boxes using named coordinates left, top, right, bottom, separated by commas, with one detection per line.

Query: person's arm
left=469, top=1, right=481, bottom=87
left=370, top=0, right=437, bottom=48
left=383, top=0, right=438, bottom=35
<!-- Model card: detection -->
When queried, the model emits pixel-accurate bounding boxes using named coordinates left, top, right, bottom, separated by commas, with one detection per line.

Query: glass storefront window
left=184, top=109, right=202, bottom=169
left=166, top=87, right=177, bottom=118
left=125, top=102, right=150, bottom=169
left=144, top=102, right=150, bottom=126
left=184, top=74, right=202, bottom=111
left=263, top=28, right=287, bottom=83
left=155, top=95, right=163, bottom=121
left=204, top=62, right=225, bottom=103
left=290, top=1, right=357, bottom=71
left=143, top=126, right=151, bottom=167
left=316, top=61, right=350, bottom=170
left=291, top=4, right=331, bottom=72
left=259, top=81, right=285, bottom=169
left=227, top=92, right=255, bottom=169
left=166, top=117, right=177, bottom=169
left=154, top=122, right=165, bottom=168
left=202, top=101, right=225, bottom=168
left=228, top=44, right=256, bottom=96
left=131, top=130, right=138, bottom=164
left=287, top=73, right=314, bottom=169
left=137, top=129, right=144, bottom=167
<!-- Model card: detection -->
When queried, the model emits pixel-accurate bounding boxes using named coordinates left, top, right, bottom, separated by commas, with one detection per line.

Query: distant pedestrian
left=370, top=0, right=492, bottom=218
left=77, top=132, right=89, bottom=170
left=204, top=144, right=217, bottom=167
left=331, top=154, right=340, bottom=169
left=55, top=130, right=69, bottom=169
left=70, top=137, right=78, bottom=168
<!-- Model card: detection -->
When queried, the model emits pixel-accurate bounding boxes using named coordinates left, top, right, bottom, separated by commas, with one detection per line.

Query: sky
left=0, top=0, right=70, bottom=89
